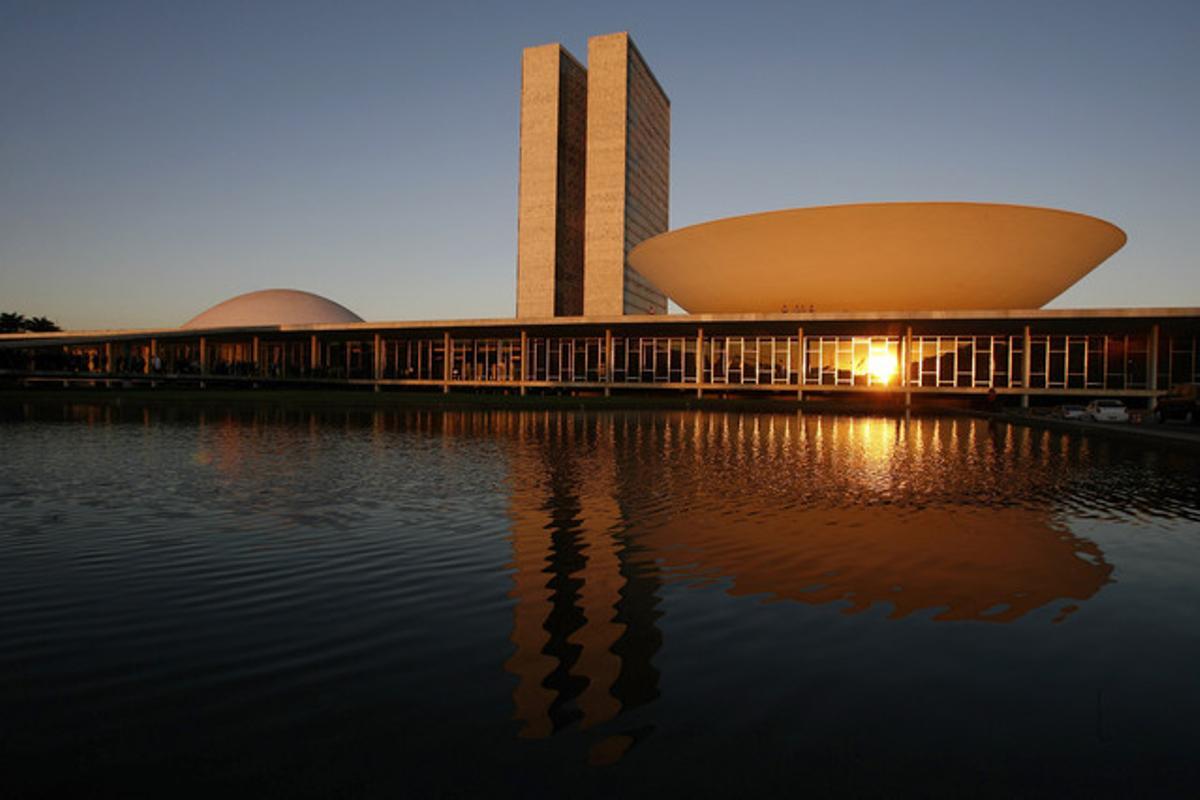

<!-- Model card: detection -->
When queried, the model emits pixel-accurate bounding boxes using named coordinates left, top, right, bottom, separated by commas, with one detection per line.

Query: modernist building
left=516, top=43, right=587, bottom=317
left=629, top=202, right=1127, bottom=314
left=517, top=32, right=670, bottom=318
left=2, top=33, right=1198, bottom=406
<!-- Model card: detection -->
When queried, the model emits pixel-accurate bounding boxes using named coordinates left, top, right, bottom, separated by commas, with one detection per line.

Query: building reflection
left=641, top=505, right=1110, bottom=622
left=505, top=414, right=663, bottom=739
left=501, top=410, right=1118, bottom=743
left=1, top=398, right=1130, bottom=743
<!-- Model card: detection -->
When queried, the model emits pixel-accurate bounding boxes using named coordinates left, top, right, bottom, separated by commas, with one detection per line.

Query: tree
left=25, top=316, right=61, bottom=332
left=0, top=312, right=26, bottom=333
left=0, top=312, right=60, bottom=332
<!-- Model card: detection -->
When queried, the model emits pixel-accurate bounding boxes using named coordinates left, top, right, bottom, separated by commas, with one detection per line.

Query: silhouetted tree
left=1, top=312, right=26, bottom=332
left=25, top=316, right=61, bottom=332
left=1, top=312, right=60, bottom=332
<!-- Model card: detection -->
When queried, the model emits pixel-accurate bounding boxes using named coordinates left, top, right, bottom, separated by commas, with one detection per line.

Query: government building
left=2, top=33, right=1198, bottom=406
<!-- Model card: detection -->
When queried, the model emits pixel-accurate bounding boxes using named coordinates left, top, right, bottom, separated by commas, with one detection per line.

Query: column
left=604, top=328, right=614, bottom=397
left=1021, top=324, right=1032, bottom=409
left=148, top=337, right=157, bottom=387
left=696, top=327, right=705, bottom=398
left=1148, top=323, right=1160, bottom=409
left=904, top=325, right=913, bottom=408
left=795, top=326, right=803, bottom=402
left=252, top=335, right=260, bottom=377
left=310, top=334, right=319, bottom=374
left=442, top=331, right=451, bottom=394
left=373, top=332, right=383, bottom=392
left=519, top=330, right=528, bottom=397
left=198, top=336, right=208, bottom=389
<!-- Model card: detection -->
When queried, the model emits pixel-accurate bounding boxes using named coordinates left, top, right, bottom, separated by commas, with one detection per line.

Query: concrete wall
left=583, top=33, right=670, bottom=317
left=516, top=45, right=587, bottom=318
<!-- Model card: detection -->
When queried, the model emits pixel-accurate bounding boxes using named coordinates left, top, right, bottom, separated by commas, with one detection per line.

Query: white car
left=1060, top=404, right=1088, bottom=420
left=1086, top=399, right=1129, bottom=423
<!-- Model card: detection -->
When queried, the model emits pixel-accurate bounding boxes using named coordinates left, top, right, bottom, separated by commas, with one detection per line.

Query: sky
left=1, top=0, right=1198, bottom=329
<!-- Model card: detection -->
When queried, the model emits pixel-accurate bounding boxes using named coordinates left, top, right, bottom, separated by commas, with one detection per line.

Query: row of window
left=33, top=333, right=1200, bottom=390
left=391, top=334, right=1198, bottom=390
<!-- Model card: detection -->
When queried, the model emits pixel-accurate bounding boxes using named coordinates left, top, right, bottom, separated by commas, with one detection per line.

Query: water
left=3, top=398, right=1200, bottom=798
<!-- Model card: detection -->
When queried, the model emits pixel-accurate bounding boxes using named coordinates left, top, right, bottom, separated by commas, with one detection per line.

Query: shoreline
left=0, top=386, right=926, bottom=416
left=4, top=387, right=1199, bottom=451
left=967, top=408, right=1200, bottom=452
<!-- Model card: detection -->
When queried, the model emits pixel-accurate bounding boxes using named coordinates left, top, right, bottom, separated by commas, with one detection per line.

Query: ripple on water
left=2, top=403, right=1200, bottom=796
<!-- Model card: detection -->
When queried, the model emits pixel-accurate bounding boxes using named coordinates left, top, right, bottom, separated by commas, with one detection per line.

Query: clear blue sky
left=2, top=0, right=1197, bottom=329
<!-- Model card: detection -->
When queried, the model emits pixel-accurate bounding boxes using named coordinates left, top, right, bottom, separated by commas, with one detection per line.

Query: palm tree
left=25, top=316, right=61, bottom=332
left=1, top=312, right=27, bottom=332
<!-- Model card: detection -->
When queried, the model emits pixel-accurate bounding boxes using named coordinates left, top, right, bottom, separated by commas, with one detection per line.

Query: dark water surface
left=3, top=398, right=1200, bottom=798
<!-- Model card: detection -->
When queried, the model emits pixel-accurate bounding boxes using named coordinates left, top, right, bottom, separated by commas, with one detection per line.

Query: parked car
left=1059, top=404, right=1088, bottom=420
left=1086, top=399, right=1129, bottom=423
left=1155, top=383, right=1200, bottom=424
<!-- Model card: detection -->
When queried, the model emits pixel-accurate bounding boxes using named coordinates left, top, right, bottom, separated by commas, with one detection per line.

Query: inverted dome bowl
left=628, top=202, right=1126, bottom=313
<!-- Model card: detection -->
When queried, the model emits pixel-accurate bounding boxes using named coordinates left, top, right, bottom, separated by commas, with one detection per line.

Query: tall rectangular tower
left=516, top=44, right=588, bottom=318
left=584, top=32, right=670, bottom=316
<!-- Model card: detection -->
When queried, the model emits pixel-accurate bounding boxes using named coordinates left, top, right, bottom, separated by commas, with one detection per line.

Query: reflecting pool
left=3, top=398, right=1200, bottom=797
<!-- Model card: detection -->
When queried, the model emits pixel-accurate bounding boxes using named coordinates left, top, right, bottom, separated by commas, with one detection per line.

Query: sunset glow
left=866, top=351, right=898, bottom=384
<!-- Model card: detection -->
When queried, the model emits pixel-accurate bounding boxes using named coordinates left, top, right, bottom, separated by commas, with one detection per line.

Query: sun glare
left=866, top=352, right=898, bottom=384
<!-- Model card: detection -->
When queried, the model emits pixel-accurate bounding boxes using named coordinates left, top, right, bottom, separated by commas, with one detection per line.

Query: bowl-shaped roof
left=182, top=289, right=363, bottom=329
left=628, top=202, right=1126, bottom=313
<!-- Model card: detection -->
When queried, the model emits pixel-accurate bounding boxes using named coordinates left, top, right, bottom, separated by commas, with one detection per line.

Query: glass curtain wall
left=11, top=331, right=1198, bottom=391
left=908, top=336, right=1022, bottom=389
left=529, top=338, right=606, bottom=383
left=1162, top=335, right=1200, bottom=390
left=384, top=339, right=446, bottom=380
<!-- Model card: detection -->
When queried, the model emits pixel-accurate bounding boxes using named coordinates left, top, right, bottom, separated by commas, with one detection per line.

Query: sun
left=866, top=352, right=898, bottom=384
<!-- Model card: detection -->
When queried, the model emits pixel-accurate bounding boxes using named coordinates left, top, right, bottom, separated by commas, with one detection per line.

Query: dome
left=182, top=289, right=364, bottom=330
left=628, top=202, right=1127, bottom=313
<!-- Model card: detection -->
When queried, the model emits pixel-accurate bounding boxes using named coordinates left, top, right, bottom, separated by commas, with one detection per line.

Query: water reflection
left=495, top=411, right=1139, bottom=746
left=5, top=397, right=1200, bottom=784
left=505, top=414, right=662, bottom=740
left=644, top=507, right=1110, bottom=622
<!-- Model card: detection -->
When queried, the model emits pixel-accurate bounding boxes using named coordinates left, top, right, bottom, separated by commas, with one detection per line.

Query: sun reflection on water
left=495, top=410, right=1140, bottom=755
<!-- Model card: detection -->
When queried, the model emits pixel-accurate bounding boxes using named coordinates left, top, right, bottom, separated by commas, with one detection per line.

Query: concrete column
left=198, top=336, right=208, bottom=389
left=519, top=329, right=528, bottom=396
left=104, top=342, right=113, bottom=375
left=604, top=328, right=614, bottom=397
left=310, top=335, right=319, bottom=373
left=696, top=327, right=704, bottom=398
left=252, top=336, right=260, bottom=376
left=374, top=332, right=383, bottom=391
left=148, top=338, right=157, bottom=386
left=904, top=325, right=913, bottom=408
left=442, top=331, right=451, bottom=394
left=1149, top=323, right=1160, bottom=408
left=1021, top=324, right=1032, bottom=409
left=795, top=326, right=804, bottom=402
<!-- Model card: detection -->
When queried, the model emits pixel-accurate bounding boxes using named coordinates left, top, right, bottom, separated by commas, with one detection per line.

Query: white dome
left=182, top=289, right=364, bottom=330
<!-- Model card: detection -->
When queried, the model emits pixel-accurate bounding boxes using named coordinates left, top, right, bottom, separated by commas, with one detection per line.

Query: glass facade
left=908, top=335, right=1023, bottom=389
left=7, top=329, right=1199, bottom=395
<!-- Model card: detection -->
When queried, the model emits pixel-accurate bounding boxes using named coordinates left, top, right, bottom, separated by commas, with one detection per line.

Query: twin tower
left=516, top=32, right=670, bottom=318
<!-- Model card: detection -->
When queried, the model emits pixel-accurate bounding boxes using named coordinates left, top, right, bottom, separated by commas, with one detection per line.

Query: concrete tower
left=516, top=44, right=588, bottom=318
left=584, top=32, right=670, bottom=316
left=516, top=33, right=670, bottom=318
